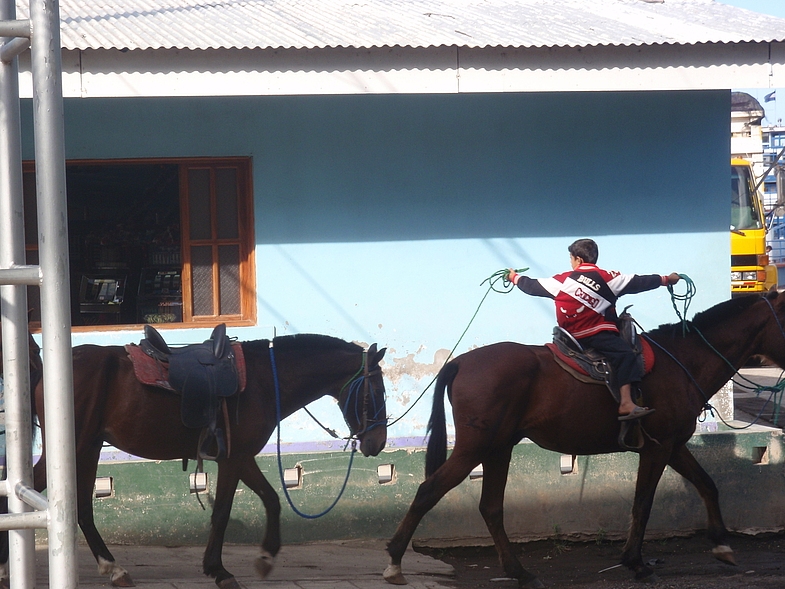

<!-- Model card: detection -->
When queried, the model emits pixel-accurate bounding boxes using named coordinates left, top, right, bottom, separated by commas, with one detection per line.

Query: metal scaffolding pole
left=0, top=3, right=37, bottom=587
left=0, top=0, right=78, bottom=587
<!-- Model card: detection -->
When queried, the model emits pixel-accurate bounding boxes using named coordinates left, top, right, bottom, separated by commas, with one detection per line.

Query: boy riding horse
left=506, top=238, right=680, bottom=420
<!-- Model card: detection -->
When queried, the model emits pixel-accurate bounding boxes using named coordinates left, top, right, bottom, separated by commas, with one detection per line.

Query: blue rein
left=269, top=341, right=374, bottom=519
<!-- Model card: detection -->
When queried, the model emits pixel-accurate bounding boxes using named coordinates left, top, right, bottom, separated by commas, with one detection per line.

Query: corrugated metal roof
left=13, top=0, right=785, bottom=52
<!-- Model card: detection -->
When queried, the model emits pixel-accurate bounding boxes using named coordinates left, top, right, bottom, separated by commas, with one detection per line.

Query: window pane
left=218, top=245, right=240, bottom=315
left=191, top=245, right=214, bottom=316
left=216, top=168, right=239, bottom=239
left=188, top=169, right=211, bottom=240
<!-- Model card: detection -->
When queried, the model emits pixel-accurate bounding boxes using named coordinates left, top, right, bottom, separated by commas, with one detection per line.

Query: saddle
left=125, top=323, right=246, bottom=462
left=545, top=310, right=656, bottom=452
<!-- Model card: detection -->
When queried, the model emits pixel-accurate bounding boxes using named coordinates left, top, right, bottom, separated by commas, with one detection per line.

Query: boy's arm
left=506, top=269, right=557, bottom=298
left=612, top=272, right=680, bottom=296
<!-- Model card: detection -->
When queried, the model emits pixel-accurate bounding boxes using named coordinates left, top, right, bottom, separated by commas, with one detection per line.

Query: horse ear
left=373, top=346, right=386, bottom=365
left=766, top=287, right=779, bottom=300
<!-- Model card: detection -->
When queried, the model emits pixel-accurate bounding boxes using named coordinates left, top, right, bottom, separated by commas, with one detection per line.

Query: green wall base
left=68, top=427, right=784, bottom=547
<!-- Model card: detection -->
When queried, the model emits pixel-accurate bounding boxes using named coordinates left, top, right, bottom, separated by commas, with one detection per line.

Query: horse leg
left=77, top=445, right=134, bottom=586
left=479, top=447, right=543, bottom=589
left=668, top=444, right=736, bottom=565
left=202, top=460, right=241, bottom=589
left=34, top=442, right=131, bottom=586
left=236, top=455, right=281, bottom=579
left=620, top=447, right=671, bottom=581
left=385, top=449, right=479, bottom=585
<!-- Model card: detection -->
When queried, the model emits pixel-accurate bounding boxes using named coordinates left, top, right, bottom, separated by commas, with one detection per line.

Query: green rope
left=730, top=376, right=785, bottom=428
left=667, top=273, right=696, bottom=336
left=662, top=274, right=784, bottom=427
left=480, top=267, right=529, bottom=294
left=386, top=267, right=528, bottom=428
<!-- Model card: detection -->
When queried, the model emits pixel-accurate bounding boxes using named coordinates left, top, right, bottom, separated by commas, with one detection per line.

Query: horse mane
left=648, top=295, right=761, bottom=337
left=242, top=333, right=361, bottom=354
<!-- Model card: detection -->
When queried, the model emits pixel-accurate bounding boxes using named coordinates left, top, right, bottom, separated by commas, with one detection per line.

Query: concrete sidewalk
left=34, top=540, right=454, bottom=589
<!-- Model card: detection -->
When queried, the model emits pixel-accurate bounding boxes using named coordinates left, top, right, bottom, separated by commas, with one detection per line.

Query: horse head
left=339, top=343, right=387, bottom=457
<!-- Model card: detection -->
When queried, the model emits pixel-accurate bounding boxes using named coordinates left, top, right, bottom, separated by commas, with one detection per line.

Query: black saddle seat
left=140, top=323, right=239, bottom=427
left=142, top=324, right=172, bottom=358
left=142, top=323, right=227, bottom=360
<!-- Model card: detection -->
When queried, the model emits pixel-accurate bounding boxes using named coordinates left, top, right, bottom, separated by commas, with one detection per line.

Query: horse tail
left=425, top=360, right=459, bottom=478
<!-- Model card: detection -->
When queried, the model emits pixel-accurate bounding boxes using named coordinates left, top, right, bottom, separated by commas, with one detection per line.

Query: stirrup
left=197, top=428, right=227, bottom=462
left=618, top=421, right=644, bottom=452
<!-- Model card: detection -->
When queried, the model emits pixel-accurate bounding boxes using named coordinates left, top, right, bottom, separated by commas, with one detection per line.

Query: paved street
left=33, top=540, right=453, bottom=588
left=25, top=367, right=783, bottom=588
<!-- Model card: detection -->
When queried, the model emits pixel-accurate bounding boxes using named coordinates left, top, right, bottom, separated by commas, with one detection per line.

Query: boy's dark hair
left=568, top=239, right=599, bottom=264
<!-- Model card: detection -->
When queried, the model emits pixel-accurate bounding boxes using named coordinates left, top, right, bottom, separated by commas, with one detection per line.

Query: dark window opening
left=23, top=158, right=255, bottom=329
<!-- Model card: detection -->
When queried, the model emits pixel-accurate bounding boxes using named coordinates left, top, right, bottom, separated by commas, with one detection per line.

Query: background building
left=5, top=0, right=785, bottom=544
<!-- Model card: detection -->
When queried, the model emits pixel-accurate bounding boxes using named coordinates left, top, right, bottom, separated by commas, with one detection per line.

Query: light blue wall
left=21, top=90, right=730, bottom=444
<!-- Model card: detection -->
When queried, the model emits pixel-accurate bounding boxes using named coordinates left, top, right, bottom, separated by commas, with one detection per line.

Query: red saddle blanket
left=125, top=342, right=247, bottom=393
left=545, top=337, right=655, bottom=380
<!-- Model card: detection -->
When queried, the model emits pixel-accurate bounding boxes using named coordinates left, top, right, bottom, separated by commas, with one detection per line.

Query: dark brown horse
left=384, top=291, right=785, bottom=588
left=3, top=331, right=386, bottom=589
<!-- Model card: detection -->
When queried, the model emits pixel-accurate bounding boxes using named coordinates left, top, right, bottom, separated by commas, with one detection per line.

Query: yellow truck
left=730, top=158, right=777, bottom=297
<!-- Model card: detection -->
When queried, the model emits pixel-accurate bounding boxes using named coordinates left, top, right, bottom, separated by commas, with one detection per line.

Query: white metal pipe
left=0, top=36, right=30, bottom=64
left=0, top=19, right=30, bottom=38
left=28, top=0, right=79, bottom=587
left=0, top=266, right=42, bottom=285
left=0, top=0, right=38, bottom=587
left=0, top=511, right=48, bottom=530
left=15, top=483, right=49, bottom=513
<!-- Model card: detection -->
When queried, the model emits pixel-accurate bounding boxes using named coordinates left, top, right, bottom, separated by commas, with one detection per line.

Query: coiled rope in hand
left=667, top=273, right=696, bottom=336
left=661, top=273, right=783, bottom=427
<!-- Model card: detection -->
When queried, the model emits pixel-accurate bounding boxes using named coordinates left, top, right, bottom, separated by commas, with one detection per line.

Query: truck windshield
left=731, top=165, right=763, bottom=231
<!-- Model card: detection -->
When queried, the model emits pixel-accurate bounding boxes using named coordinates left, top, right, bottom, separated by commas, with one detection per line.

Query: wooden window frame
left=180, top=160, right=256, bottom=324
left=22, top=157, right=256, bottom=331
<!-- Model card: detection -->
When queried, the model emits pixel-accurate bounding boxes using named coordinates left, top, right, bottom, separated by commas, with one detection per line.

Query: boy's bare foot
left=618, top=406, right=655, bottom=421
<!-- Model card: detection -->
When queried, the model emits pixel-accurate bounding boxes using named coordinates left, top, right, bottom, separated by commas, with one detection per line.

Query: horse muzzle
left=359, top=426, right=387, bottom=457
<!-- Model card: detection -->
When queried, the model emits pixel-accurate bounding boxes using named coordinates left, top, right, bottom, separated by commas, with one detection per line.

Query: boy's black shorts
left=577, top=330, right=641, bottom=387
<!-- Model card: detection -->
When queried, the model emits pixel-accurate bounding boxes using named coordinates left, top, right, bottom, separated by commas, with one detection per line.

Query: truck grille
left=731, top=254, right=759, bottom=267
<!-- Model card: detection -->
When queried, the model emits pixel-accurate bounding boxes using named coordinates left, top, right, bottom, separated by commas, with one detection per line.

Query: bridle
left=268, top=341, right=385, bottom=519
left=338, top=349, right=386, bottom=438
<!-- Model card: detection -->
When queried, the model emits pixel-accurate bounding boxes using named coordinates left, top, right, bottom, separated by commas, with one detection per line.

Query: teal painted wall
left=20, top=90, right=731, bottom=444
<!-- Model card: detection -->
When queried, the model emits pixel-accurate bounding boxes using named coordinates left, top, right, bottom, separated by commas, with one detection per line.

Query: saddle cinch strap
left=125, top=323, right=247, bottom=461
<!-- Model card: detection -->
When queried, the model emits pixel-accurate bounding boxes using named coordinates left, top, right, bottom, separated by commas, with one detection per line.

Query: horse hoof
left=712, top=545, right=737, bottom=565
left=383, top=564, right=408, bottom=585
left=254, top=551, right=275, bottom=578
left=216, top=576, right=242, bottom=589
left=522, top=577, right=545, bottom=589
left=111, top=572, right=135, bottom=587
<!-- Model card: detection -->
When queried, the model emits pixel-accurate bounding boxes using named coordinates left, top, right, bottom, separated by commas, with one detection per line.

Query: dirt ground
left=415, top=532, right=785, bottom=589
